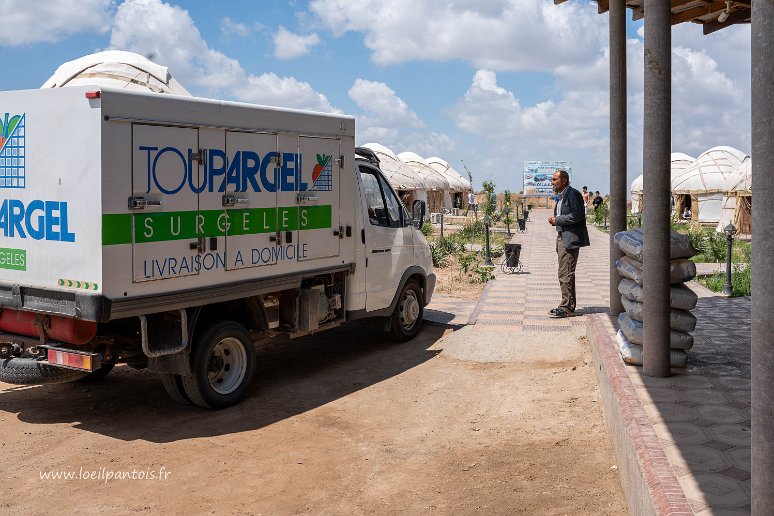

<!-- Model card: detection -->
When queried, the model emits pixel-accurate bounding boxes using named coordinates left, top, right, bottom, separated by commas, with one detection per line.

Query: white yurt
left=671, top=146, right=748, bottom=225
left=398, top=152, right=450, bottom=215
left=361, top=143, right=427, bottom=209
left=717, top=157, right=752, bottom=235
left=630, top=153, right=694, bottom=215
left=630, top=174, right=644, bottom=214
left=42, top=50, right=191, bottom=95
left=425, top=157, right=471, bottom=211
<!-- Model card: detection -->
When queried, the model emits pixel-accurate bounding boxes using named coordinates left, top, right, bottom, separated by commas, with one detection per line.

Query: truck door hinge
left=189, top=149, right=206, bottom=165
left=128, top=196, right=162, bottom=210
left=335, top=155, right=344, bottom=168
left=269, top=231, right=282, bottom=245
left=271, top=154, right=283, bottom=167
left=333, top=226, right=344, bottom=239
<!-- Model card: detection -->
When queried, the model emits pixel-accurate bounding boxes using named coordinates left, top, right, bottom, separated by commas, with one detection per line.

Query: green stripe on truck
left=102, top=205, right=332, bottom=245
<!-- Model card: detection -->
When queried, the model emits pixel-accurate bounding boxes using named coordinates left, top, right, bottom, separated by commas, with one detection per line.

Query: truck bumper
left=424, top=273, right=436, bottom=306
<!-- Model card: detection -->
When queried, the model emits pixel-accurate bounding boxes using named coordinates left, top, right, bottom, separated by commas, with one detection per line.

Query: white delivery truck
left=0, top=86, right=435, bottom=408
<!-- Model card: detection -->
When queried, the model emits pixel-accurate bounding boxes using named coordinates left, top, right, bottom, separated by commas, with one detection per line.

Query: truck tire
left=160, top=373, right=190, bottom=405
left=77, top=362, right=115, bottom=382
left=0, top=357, right=88, bottom=385
left=390, top=279, right=424, bottom=342
left=181, top=321, right=256, bottom=409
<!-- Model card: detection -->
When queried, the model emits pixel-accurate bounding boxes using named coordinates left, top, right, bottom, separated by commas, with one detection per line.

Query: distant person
left=581, top=186, right=590, bottom=208
left=548, top=169, right=590, bottom=318
left=683, top=206, right=691, bottom=220
left=592, top=191, right=603, bottom=211
left=465, top=191, right=478, bottom=219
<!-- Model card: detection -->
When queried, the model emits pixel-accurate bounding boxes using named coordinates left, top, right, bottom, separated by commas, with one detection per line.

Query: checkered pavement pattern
left=473, top=209, right=610, bottom=334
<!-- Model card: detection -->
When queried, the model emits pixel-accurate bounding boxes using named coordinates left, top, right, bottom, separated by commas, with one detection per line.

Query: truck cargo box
left=0, top=87, right=357, bottom=322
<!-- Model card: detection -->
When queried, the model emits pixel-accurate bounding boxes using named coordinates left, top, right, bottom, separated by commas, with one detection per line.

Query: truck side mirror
left=412, top=200, right=426, bottom=230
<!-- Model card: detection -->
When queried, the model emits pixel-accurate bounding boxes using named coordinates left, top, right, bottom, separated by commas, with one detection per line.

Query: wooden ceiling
left=553, top=0, right=752, bottom=34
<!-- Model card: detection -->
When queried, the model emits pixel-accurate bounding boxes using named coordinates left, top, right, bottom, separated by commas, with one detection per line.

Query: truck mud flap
left=0, top=357, right=88, bottom=385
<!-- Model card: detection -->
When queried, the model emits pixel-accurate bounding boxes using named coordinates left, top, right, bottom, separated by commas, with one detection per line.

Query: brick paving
left=426, top=208, right=752, bottom=515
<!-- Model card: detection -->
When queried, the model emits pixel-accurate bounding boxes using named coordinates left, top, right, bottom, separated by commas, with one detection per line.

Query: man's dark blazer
left=555, top=186, right=590, bottom=250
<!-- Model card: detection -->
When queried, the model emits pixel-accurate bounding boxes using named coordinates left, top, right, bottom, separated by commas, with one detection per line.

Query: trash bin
left=517, top=218, right=526, bottom=232
left=504, top=243, right=521, bottom=268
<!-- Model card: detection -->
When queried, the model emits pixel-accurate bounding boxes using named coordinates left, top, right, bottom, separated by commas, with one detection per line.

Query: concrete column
left=641, top=0, right=671, bottom=377
left=609, top=0, right=627, bottom=315
left=751, top=0, right=774, bottom=512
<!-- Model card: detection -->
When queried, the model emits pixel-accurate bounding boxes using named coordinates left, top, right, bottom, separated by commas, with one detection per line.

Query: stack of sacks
left=614, top=228, right=698, bottom=367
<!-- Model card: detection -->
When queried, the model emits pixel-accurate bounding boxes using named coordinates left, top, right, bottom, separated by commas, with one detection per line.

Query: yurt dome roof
left=671, top=146, right=748, bottom=194
left=361, top=143, right=425, bottom=190
left=42, top=50, right=191, bottom=96
left=729, top=157, right=752, bottom=193
left=670, top=152, right=695, bottom=180
left=631, top=174, right=643, bottom=194
left=398, top=152, right=451, bottom=191
left=425, top=157, right=470, bottom=191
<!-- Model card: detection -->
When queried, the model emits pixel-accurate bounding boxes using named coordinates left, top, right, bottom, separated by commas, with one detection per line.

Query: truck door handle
left=222, top=194, right=249, bottom=207
left=128, top=196, right=162, bottom=210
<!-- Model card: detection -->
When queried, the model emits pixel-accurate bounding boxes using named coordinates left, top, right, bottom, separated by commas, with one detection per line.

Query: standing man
left=465, top=190, right=478, bottom=219
left=581, top=186, right=590, bottom=208
left=548, top=169, right=590, bottom=318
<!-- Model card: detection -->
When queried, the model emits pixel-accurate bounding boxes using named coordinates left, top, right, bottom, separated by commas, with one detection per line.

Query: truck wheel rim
left=400, top=289, right=420, bottom=330
left=207, top=337, right=247, bottom=395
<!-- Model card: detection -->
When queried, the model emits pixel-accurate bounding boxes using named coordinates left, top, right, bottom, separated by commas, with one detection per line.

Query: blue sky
left=0, top=0, right=752, bottom=193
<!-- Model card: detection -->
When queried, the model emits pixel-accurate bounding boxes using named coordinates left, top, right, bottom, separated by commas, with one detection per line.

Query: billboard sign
left=523, top=161, right=571, bottom=196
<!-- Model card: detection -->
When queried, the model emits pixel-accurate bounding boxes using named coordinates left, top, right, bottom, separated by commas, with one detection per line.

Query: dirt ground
left=0, top=321, right=626, bottom=515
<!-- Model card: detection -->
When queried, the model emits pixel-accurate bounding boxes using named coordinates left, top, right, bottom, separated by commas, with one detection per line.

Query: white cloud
left=346, top=78, right=453, bottom=156
left=220, top=17, right=250, bottom=38
left=108, top=0, right=339, bottom=113
left=348, top=79, right=423, bottom=128
left=309, top=0, right=606, bottom=71
left=273, top=27, right=320, bottom=60
left=0, top=0, right=113, bottom=46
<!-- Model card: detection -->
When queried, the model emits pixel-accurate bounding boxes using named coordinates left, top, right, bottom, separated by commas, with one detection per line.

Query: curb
left=468, top=278, right=496, bottom=326
left=587, top=314, right=694, bottom=516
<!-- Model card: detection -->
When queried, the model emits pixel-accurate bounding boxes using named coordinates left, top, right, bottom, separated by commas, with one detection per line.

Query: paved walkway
left=425, top=208, right=752, bottom=515
left=470, top=209, right=609, bottom=333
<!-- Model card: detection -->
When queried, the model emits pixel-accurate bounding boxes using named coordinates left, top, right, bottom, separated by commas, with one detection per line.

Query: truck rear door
left=131, top=124, right=201, bottom=282
left=223, top=131, right=279, bottom=269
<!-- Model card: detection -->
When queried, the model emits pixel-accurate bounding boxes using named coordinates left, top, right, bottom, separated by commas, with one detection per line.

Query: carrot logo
left=0, top=112, right=26, bottom=189
left=0, top=113, right=23, bottom=152
left=310, top=153, right=333, bottom=191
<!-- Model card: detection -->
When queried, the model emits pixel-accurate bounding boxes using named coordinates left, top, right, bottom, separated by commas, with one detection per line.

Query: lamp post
left=504, top=207, right=511, bottom=237
left=723, top=223, right=736, bottom=296
left=483, top=213, right=493, bottom=266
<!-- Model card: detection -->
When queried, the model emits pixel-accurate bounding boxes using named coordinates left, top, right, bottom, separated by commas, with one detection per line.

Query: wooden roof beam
left=703, top=7, right=752, bottom=34
left=672, top=0, right=727, bottom=24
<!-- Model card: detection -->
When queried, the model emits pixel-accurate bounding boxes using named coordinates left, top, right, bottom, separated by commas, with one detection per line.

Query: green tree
left=502, top=189, right=514, bottom=229
left=481, top=180, right=497, bottom=219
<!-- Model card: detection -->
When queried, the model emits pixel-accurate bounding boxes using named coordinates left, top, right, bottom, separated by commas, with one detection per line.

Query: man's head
left=552, top=169, right=570, bottom=193
left=582, top=186, right=588, bottom=192
left=595, top=191, right=600, bottom=195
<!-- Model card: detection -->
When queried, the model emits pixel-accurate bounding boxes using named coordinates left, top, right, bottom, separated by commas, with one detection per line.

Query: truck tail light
left=85, top=91, right=101, bottom=99
left=46, top=349, right=100, bottom=372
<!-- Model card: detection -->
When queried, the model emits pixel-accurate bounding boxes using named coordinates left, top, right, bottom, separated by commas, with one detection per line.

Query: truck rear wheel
left=0, top=357, right=88, bottom=385
left=182, top=321, right=256, bottom=409
left=160, top=373, right=190, bottom=405
left=390, top=279, right=424, bottom=342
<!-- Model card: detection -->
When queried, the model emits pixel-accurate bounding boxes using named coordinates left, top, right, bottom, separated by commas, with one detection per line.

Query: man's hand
left=548, top=216, right=556, bottom=226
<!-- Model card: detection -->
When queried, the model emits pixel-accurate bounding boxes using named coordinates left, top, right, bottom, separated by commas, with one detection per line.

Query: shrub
left=420, top=222, right=433, bottom=238
left=699, top=265, right=751, bottom=297
left=459, top=220, right=484, bottom=239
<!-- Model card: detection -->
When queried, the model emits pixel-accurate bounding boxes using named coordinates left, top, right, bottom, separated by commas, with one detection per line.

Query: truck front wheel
left=390, top=279, right=424, bottom=342
left=182, top=321, right=256, bottom=409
